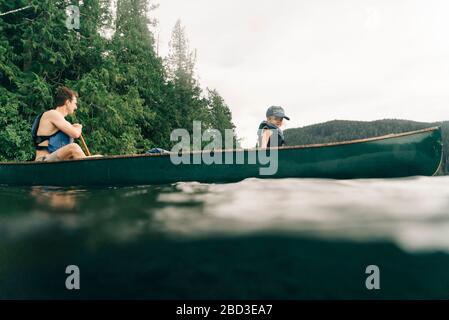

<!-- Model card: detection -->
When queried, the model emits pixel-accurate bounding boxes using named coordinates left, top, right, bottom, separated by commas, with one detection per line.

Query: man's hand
left=72, top=123, right=83, bottom=138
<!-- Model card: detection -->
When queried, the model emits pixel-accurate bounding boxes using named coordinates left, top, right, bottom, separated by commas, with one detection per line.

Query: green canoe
left=0, top=127, right=443, bottom=187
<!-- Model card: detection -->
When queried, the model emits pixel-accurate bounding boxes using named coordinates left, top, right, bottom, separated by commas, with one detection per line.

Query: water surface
left=1, top=177, right=449, bottom=299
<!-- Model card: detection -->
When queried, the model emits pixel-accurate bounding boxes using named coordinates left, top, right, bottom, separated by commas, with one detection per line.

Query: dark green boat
left=0, top=127, right=443, bottom=187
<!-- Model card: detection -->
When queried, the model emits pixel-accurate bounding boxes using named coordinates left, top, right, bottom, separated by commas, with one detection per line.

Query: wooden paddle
left=70, top=113, right=92, bottom=157
left=79, top=134, right=92, bottom=156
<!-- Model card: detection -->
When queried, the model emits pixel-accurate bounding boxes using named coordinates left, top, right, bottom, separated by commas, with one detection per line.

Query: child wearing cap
left=257, top=106, right=290, bottom=148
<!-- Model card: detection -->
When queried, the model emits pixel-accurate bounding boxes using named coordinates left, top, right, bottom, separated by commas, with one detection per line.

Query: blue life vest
left=31, top=112, right=74, bottom=153
left=257, top=121, right=285, bottom=148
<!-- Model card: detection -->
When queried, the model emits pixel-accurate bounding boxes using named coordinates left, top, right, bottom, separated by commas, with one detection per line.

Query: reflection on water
left=1, top=177, right=449, bottom=299
left=30, top=187, right=79, bottom=212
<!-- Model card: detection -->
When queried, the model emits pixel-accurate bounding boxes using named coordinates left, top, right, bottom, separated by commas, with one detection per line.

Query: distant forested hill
left=284, top=119, right=448, bottom=175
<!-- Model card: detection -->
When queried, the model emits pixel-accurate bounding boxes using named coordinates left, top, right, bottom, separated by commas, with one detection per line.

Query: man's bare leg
left=54, top=143, right=86, bottom=160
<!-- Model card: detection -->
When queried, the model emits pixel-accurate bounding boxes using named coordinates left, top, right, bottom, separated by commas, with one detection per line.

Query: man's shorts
left=36, top=152, right=61, bottom=162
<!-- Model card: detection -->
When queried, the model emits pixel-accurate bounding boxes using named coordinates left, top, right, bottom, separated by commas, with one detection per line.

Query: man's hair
left=54, top=86, right=78, bottom=107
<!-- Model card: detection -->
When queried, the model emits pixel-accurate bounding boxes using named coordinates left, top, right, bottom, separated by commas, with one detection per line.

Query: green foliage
left=0, top=86, right=32, bottom=161
left=285, top=119, right=449, bottom=174
left=206, top=88, right=239, bottom=148
left=0, top=0, right=237, bottom=161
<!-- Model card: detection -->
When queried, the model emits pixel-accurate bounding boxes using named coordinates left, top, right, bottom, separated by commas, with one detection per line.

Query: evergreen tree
left=166, top=19, right=196, bottom=86
left=1, top=0, right=72, bottom=161
left=206, top=88, right=239, bottom=148
left=112, top=0, right=176, bottom=150
left=0, top=1, right=239, bottom=161
left=165, top=19, right=209, bottom=138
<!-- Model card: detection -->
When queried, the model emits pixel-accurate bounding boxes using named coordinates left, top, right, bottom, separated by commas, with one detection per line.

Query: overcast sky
left=154, top=0, right=449, bottom=147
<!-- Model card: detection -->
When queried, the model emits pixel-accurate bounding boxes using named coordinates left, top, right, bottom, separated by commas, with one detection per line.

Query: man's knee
left=68, top=143, right=83, bottom=154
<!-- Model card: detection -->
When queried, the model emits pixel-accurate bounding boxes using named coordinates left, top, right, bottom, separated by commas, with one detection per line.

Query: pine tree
left=165, top=19, right=209, bottom=142
left=166, top=19, right=196, bottom=86
left=206, top=88, right=239, bottom=149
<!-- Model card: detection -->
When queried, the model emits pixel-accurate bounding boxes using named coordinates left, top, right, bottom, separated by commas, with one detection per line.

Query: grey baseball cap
left=266, top=106, right=290, bottom=120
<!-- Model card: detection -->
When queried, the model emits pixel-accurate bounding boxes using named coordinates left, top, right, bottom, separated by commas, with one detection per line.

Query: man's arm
left=49, top=111, right=82, bottom=138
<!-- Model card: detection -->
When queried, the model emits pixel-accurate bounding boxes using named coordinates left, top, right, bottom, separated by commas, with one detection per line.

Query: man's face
left=66, top=96, right=78, bottom=115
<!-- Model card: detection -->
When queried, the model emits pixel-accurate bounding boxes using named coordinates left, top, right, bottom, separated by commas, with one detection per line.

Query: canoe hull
left=0, top=127, right=443, bottom=187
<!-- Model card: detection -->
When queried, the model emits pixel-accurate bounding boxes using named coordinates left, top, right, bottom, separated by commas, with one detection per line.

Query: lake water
left=1, top=177, right=449, bottom=299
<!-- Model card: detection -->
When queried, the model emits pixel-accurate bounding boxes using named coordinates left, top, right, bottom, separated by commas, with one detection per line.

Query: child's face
left=269, top=117, right=284, bottom=128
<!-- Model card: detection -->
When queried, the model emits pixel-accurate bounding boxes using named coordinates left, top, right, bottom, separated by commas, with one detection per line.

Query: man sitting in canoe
left=258, top=106, right=290, bottom=148
left=32, top=86, right=86, bottom=162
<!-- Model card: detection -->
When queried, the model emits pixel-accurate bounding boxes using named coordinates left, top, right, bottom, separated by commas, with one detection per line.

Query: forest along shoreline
left=0, top=2, right=238, bottom=162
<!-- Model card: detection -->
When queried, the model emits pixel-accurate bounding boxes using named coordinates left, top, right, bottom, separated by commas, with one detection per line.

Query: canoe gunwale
left=0, top=126, right=441, bottom=166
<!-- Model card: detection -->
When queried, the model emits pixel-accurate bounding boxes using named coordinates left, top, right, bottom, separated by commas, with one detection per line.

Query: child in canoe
left=257, top=106, right=290, bottom=148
